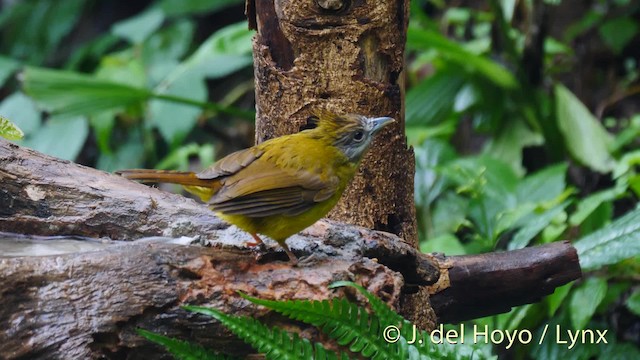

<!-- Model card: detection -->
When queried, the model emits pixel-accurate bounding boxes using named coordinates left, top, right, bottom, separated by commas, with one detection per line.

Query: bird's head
left=311, top=110, right=395, bottom=163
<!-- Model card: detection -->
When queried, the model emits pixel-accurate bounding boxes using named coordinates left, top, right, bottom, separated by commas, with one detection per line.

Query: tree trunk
left=246, top=0, right=428, bottom=327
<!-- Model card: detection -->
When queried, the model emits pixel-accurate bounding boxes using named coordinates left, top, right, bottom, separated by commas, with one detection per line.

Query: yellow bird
left=117, top=110, right=394, bottom=263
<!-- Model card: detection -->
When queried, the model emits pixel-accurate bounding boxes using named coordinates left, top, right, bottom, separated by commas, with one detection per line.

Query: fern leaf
left=239, top=293, right=412, bottom=360
left=136, top=328, right=232, bottom=360
left=330, top=281, right=494, bottom=360
left=184, top=306, right=349, bottom=360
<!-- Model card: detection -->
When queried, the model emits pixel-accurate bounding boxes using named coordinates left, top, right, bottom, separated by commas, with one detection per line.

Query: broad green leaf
left=143, top=19, right=195, bottom=84
left=406, top=72, right=465, bottom=126
left=0, top=116, right=24, bottom=140
left=96, top=132, right=146, bottom=172
left=414, top=139, right=456, bottom=207
left=149, top=72, right=206, bottom=144
left=570, top=186, right=625, bottom=226
left=179, top=21, right=253, bottom=80
left=483, top=120, right=544, bottom=176
left=599, top=17, right=639, bottom=54
left=407, top=27, right=518, bottom=88
left=420, top=233, right=466, bottom=255
left=22, top=117, right=89, bottom=161
left=555, top=84, right=614, bottom=173
left=574, top=207, right=640, bottom=270
left=159, top=0, right=243, bottom=17
left=627, top=289, right=640, bottom=316
left=0, top=92, right=41, bottom=136
left=508, top=202, right=569, bottom=250
left=546, top=282, right=573, bottom=317
left=0, top=56, right=19, bottom=87
left=569, top=277, right=607, bottom=330
left=89, top=111, right=116, bottom=155
left=111, top=8, right=165, bottom=44
left=23, top=67, right=150, bottom=118
left=0, top=0, right=85, bottom=64
left=515, top=164, right=568, bottom=204
left=95, top=51, right=147, bottom=88
left=431, top=192, right=469, bottom=236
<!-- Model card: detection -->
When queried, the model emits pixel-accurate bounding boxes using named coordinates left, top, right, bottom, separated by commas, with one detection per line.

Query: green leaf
left=185, top=306, right=349, bottom=360
left=156, top=143, right=215, bottom=171
left=0, top=92, right=41, bottom=136
left=96, top=131, right=146, bottom=172
left=149, top=72, right=206, bottom=144
left=237, top=295, right=405, bottom=359
left=407, top=27, right=518, bottom=88
left=508, top=202, right=569, bottom=250
left=627, top=289, right=640, bottom=316
left=516, top=164, right=568, bottom=204
left=22, top=116, right=89, bottom=161
left=546, top=282, right=573, bottom=317
left=136, top=328, right=232, bottom=360
left=414, top=139, right=456, bottom=207
left=89, top=111, right=116, bottom=154
left=179, top=21, right=253, bottom=80
left=555, top=84, right=614, bottom=173
left=95, top=51, right=147, bottom=88
left=143, top=19, right=195, bottom=78
left=159, top=0, right=244, bottom=17
left=574, top=207, right=640, bottom=270
left=23, top=67, right=151, bottom=118
left=111, top=8, right=165, bottom=44
left=569, top=277, right=607, bottom=330
left=431, top=192, right=469, bottom=236
left=420, top=233, right=466, bottom=255
left=483, top=120, right=544, bottom=177
left=0, top=0, right=86, bottom=64
left=406, top=72, right=465, bottom=126
left=0, top=116, right=24, bottom=140
left=570, top=186, right=625, bottom=226
left=598, top=17, right=639, bottom=54
left=0, top=56, right=19, bottom=87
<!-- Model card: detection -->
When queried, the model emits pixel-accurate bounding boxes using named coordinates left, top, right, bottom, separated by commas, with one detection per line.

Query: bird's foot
left=246, top=233, right=265, bottom=247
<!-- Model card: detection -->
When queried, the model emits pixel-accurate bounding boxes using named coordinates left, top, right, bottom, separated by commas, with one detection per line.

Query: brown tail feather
left=115, top=169, right=219, bottom=188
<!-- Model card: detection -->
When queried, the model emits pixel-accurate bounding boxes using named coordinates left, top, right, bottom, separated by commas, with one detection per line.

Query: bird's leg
left=246, top=233, right=264, bottom=247
left=280, top=242, right=298, bottom=265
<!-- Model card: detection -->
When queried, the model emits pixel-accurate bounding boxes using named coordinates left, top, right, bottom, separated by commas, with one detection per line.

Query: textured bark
left=246, top=0, right=429, bottom=328
left=248, top=0, right=417, bottom=244
left=0, top=236, right=404, bottom=359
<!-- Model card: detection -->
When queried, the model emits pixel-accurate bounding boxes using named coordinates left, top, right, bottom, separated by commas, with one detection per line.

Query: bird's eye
left=353, top=130, right=365, bottom=142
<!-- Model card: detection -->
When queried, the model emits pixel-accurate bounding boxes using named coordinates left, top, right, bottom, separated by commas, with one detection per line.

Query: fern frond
left=136, top=328, right=232, bottom=360
left=184, top=306, right=349, bottom=360
left=239, top=293, right=414, bottom=360
left=330, top=281, right=493, bottom=360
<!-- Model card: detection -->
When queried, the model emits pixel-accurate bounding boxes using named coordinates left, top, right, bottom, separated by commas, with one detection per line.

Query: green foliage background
left=1, top=0, right=639, bottom=359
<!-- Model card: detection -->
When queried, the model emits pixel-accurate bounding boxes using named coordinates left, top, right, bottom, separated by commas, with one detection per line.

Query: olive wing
left=208, top=157, right=338, bottom=217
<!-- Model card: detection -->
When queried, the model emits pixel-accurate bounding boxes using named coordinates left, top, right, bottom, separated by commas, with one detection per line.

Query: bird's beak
left=369, top=116, right=395, bottom=134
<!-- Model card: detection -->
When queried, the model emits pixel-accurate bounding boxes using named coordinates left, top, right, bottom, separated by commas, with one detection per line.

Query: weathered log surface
left=0, top=237, right=405, bottom=359
left=429, top=241, right=582, bottom=324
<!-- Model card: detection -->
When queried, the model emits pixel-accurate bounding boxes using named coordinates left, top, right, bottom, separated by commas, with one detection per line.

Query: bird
left=116, top=110, right=394, bottom=264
